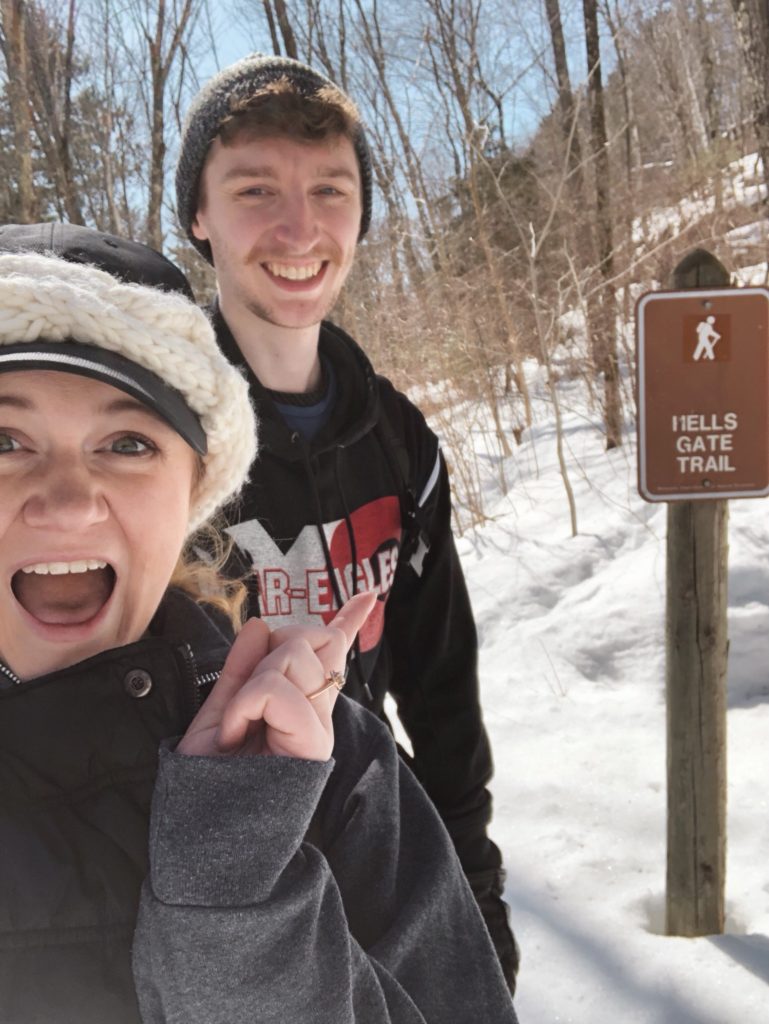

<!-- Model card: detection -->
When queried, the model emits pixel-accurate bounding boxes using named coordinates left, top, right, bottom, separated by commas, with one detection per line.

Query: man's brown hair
left=218, top=80, right=361, bottom=147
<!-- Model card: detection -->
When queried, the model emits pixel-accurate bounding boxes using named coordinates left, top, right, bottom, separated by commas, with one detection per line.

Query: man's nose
left=273, top=193, right=320, bottom=249
left=22, top=459, right=109, bottom=530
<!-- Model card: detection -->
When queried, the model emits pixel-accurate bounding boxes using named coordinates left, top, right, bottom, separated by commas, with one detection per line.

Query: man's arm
left=386, top=445, right=497, bottom=855
left=381, top=393, right=520, bottom=991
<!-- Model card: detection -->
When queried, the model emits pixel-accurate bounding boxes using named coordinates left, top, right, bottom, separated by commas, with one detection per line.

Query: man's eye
left=109, top=435, right=154, bottom=455
left=0, top=432, right=20, bottom=453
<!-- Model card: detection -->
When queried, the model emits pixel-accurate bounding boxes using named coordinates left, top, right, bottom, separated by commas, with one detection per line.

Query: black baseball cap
left=0, top=222, right=195, bottom=299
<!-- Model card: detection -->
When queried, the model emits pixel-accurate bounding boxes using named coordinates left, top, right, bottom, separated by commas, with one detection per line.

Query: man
left=175, top=53, right=519, bottom=993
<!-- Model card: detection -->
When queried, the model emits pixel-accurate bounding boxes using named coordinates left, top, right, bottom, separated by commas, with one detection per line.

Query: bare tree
left=117, top=0, right=200, bottom=249
left=583, top=0, right=622, bottom=449
left=730, top=0, right=769, bottom=198
left=423, top=0, right=532, bottom=428
left=259, top=0, right=298, bottom=56
left=544, top=0, right=586, bottom=207
left=0, top=0, right=37, bottom=221
left=21, top=0, right=85, bottom=223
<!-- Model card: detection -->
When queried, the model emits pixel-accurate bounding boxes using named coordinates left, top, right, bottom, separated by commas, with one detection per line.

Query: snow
left=632, top=152, right=768, bottom=252
left=724, top=221, right=769, bottom=251
left=429, top=357, right=769, bottom=1021
left=734, top=262, right=769, bottom=288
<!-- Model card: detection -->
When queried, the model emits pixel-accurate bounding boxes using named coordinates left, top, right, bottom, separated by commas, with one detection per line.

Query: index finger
left=328, top=591, right=378, bottom=650
left=199, top=616, right=272, bottom=716
left=267, top=591, right=379, bottom=664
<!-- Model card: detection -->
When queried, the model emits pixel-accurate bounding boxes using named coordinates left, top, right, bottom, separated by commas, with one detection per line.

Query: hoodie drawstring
left=296, top=436, right=373, bottom=704
left=334, top=446, right=372, bottom=703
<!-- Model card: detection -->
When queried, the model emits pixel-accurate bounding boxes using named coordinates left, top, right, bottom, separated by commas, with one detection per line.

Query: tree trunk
left=271, top=0, right=298, bottom=59
left=730, top=0, right=769, bottom=201
left=544, top=0, right=586, bottom=204
left=144, top=0, right=195, bottom=250
left=583, top=0, right=623, bottom=449
left=1, top=0, right=36, bottom=221
left=146, top=0, right=167, bottom=250
left=261, top=0, right=282, bottom=55
left=59, top=0, right=82, bottom=224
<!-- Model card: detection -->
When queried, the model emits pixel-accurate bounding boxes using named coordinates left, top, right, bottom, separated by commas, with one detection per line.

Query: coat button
left=124, top=669, right=153, bottom=698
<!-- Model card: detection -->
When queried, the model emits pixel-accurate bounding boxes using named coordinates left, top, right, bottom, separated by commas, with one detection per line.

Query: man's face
left=192, top=133, right=362, bottom=330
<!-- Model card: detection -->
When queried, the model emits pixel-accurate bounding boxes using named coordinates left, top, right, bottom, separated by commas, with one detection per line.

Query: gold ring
left=307, top=669, right=346, bottom=701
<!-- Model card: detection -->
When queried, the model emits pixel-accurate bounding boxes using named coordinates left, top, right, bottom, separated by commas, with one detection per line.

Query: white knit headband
left=0, top=252, right=256, bottom=533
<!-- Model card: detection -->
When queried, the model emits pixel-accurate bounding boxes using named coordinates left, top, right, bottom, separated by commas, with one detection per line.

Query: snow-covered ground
left=633, top=152, right=767, bottom=252
left=432, top=355, right=769, bottom=1022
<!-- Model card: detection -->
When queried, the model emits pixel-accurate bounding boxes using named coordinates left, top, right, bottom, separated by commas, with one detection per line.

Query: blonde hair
left=170, top=462, right=249, bottom=632
left=170, top=520, right=248, bottom=632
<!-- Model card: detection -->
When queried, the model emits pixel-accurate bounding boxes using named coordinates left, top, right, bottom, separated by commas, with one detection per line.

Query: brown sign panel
left=637, top=288, right=769, bottom=501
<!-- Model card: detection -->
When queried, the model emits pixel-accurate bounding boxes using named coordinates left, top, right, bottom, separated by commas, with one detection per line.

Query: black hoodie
left=213, top=305, right=502, bottom=885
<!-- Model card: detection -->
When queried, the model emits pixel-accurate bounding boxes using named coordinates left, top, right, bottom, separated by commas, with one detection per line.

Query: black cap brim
left=0, top=341, right=207, bottom=455
left=0, top=223, right=195, bottom=300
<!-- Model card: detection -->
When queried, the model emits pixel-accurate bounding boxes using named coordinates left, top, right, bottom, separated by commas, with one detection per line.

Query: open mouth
left=11, top=560, right=116, bottom=626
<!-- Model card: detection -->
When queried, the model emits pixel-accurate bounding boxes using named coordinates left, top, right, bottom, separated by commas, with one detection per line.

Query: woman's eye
left=109, top=435, right=154, bottom=455
left=0, top=432, right=20, bottom=453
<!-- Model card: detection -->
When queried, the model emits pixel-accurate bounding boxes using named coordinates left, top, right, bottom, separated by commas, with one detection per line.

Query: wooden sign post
left=637, top=249, right=769, bottom=936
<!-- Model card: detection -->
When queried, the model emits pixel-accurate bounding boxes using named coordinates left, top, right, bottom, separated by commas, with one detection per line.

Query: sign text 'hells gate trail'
left=636, top=288, right=769, bottom=501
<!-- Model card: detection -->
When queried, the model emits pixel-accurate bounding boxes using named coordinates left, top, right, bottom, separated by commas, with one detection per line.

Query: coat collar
left=210, top=301, right=380, bottom=460
left=0, top=588, right=232, bottom=695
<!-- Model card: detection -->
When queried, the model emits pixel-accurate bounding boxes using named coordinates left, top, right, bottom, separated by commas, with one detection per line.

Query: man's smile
left=263, top=260, right=325, bottom=281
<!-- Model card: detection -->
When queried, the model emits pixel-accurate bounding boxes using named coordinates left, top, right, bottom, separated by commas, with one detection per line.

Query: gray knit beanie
left=176, top=53, right=373, bottom=263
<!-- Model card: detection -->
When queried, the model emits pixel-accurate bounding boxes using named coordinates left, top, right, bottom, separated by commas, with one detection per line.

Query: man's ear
left=191, top=213, right=209, bottom=243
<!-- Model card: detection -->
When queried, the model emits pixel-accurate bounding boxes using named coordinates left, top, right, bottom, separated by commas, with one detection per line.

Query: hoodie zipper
left=0, top=661, right=21, bottom=687
left=178, top=643, right=220, bottom=715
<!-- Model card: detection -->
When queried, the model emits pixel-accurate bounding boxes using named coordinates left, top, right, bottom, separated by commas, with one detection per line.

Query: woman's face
left=0, top=370, right=197, bottom=680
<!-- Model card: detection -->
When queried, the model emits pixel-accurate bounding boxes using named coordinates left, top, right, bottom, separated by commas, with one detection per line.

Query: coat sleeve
left=381, top=392, right=501, bottom=882
left=131, top=704, right=518, bottom=1024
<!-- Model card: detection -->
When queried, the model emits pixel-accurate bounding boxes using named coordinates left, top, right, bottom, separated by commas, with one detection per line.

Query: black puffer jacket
left=0, top=590, right=230, bottom=1024
left=0, top=591, right=518, bottom=1023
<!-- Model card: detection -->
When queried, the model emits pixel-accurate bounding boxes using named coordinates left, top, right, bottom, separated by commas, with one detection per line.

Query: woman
left=0, top=227, right=518, bottom=1024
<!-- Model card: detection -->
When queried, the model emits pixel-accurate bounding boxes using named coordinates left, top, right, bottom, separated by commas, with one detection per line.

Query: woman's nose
left=22, top=460, right=109, bottom=530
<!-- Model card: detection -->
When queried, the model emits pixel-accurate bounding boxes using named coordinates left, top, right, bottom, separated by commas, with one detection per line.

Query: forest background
left=1, top=0, right=768, bottom=530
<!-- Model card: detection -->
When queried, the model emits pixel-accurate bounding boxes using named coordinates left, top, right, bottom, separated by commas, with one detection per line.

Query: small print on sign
left=683, top=314, right=731, bottom=362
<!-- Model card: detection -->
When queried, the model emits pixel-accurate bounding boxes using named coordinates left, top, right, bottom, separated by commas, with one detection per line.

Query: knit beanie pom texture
left=0, top=252, right=256, bottom=534
left=175, top=53, right=373, bottom=263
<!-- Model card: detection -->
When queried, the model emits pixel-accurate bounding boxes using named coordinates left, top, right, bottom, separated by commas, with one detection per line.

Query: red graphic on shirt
left=324, top=497, right=401, bottom=650
left=242, top=496, right=401, bottom=653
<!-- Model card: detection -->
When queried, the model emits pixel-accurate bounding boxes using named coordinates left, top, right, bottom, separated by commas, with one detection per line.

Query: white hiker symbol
left=693, top=315, right=720, bottom=360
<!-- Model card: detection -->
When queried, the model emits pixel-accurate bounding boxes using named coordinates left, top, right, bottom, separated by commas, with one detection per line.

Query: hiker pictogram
left=693, top=316, right=721, bottom=361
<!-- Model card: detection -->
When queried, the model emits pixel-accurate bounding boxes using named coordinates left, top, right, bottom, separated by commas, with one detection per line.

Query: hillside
left=427, top=173, right=769, bottom=1021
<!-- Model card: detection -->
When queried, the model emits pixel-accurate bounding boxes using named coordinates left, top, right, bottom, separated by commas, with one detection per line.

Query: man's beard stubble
left=240, top=242, right=347, bottom=329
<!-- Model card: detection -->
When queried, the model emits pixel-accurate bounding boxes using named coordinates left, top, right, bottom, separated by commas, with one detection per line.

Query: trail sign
left=637, top=287, right=769, bottom=501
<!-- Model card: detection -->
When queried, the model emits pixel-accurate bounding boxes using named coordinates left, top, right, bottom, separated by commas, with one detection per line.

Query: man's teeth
left=21, top=560, right=108, bottom=576
left=265, top=261, right=323, bottom=280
